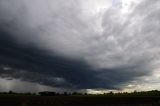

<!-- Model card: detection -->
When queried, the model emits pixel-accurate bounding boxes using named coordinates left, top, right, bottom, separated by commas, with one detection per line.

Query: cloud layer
left=0, top=0, right=160, bottom=91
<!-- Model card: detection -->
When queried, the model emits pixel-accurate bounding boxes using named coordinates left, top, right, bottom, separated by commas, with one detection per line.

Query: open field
left=0, top=95, right=160, bottom=106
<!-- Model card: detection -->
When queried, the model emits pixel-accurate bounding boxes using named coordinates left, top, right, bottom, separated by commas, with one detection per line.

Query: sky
left=0, top=0, right=160, bottom=93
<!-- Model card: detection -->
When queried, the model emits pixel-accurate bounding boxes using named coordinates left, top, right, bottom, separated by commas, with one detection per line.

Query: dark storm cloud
left=0, top=31, right=94, bottom=88
left=0, top=0, right=159, bottom=91
left=0, top=31, right=150, bottom=89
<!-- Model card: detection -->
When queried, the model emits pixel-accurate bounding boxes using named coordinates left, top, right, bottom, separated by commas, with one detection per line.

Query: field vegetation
left=0, top=90, right=160, bottom=106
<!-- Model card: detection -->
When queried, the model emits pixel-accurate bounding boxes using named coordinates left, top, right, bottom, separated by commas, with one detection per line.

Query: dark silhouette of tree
left=63, top=92, right=68, bottom=96
left=8, top=90, right=15, bottom=94
left=39, top=91, right=56, bottom=96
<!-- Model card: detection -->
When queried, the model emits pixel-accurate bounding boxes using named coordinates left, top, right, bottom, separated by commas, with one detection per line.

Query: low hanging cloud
left=0, top=0, right=160, bottom=91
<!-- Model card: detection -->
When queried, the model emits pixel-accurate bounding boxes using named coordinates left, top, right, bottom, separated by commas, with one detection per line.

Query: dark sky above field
left=0, top=0, right=160, bottom=93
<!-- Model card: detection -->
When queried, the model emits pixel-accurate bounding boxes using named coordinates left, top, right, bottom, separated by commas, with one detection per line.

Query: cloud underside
left=0, top=0, right=160, bottom=91
left=0, top=34, right=144, bottom=89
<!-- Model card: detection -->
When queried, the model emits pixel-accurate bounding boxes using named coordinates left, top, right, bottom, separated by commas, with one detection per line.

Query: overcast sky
left=0, top=0, right=160, bottom=93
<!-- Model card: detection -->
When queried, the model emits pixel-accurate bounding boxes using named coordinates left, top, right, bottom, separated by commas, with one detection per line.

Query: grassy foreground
left=0, top=95, right=160, bottom=106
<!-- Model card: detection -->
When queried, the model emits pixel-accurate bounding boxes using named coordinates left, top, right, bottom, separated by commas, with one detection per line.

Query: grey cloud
left=0, top=77, right=64, bottom=93
left=0, top=0, right=160, bottom=91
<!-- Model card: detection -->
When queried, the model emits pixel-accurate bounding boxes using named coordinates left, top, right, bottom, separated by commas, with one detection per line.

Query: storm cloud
left=0, top=0, right=160, bottom=92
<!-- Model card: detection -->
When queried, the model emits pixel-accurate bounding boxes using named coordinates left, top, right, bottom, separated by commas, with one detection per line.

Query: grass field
left=0, top=95, right=160, bottom=106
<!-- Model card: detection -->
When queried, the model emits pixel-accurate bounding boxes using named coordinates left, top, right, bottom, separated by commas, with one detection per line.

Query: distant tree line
left=38, top=90, right=160, bottom=97
left=38, top=91, right=83, bottom=96
left=0, top=90, right=36, bottom=96
left=1, top=90, right=160, bottom=97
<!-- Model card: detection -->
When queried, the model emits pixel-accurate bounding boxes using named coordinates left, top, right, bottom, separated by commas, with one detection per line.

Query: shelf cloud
left=0, top=0, right=160, bottom=92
